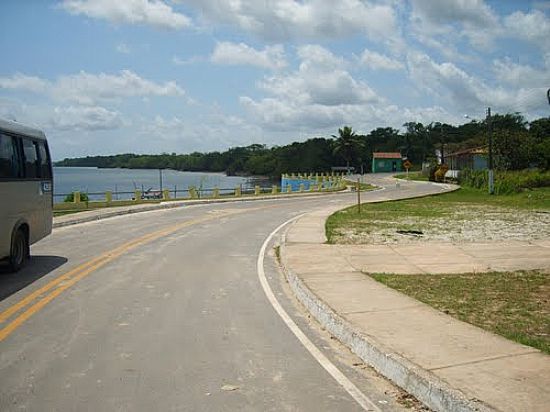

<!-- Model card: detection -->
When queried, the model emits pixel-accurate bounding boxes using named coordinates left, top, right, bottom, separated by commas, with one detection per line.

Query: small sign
left=403, top=160, right=412, bottom=170
left=41, top=181, right=52, bottom=192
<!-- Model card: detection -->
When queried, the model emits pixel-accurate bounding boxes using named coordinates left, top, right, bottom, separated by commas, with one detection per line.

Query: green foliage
left=332, top=126, right=364, bottom=168
left=493, top=129, right=534, bottom=170
left=54, top=114, right=550, bottom=176
left=460, top=169, right=550, bottom=194
left=64, top=192, right=89, bottom=202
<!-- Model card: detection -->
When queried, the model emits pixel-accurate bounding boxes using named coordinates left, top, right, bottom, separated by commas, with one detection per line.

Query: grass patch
left=370, top=271, right=550, bottom=354
left=344, top=180, right=378, bottom=191
left=393, top=172, right=429, bottom=181
left=53, top=210, right=85, bottom=217
left=274, top=245, right=281, bottom=264
left=326, top=186, right=550, bottom=244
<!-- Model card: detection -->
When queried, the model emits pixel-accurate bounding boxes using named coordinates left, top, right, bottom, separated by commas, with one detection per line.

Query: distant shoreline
left=53, top=165, right=269, bottom=180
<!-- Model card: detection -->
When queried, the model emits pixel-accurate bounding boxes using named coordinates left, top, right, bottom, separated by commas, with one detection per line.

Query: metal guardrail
left=53, top=186, right=282, bottom=202
left=53, top=174, right=348, bottom=206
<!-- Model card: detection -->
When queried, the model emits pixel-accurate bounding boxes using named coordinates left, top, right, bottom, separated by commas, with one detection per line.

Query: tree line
left=55, top=113, right=550, bottom=177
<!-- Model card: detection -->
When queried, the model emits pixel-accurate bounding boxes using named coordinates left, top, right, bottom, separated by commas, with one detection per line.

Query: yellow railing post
left=105, top=191, right=112, bottom=203
left=255, top=185, right=260, bottom=195
left=73, top=191, right=80, bottom=203
left=212, top=187, right=220, bottom=198
left=134, top=190, right=141, bottom=202
left=235, top=186, right=242, bottom=197
left=162, top=189, right=170, bottom=200
left=272, top=185, right=278, bottom=195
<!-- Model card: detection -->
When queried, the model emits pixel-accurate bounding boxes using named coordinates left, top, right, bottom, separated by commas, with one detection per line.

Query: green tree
left=529, top=118, right=550, bottom=170
left=332, top=126, right=364, bottom=171
left=493, top=129, right=534, bottom=170
left=402, top=122, right=430, bottom=163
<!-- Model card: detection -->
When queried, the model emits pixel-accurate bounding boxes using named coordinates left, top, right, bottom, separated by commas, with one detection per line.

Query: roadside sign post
left=403, top=160, right=412, bottom=179
left=356, top=178, right=361, bottom=214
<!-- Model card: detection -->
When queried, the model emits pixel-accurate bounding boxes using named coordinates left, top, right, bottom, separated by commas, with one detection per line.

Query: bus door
left=21, top=138, right=52, bottom=243
left=37, top=140, right=53, bottom=234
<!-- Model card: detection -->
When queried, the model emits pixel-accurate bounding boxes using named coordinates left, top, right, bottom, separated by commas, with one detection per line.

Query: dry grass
left=326, top=187, right=550, bottom=245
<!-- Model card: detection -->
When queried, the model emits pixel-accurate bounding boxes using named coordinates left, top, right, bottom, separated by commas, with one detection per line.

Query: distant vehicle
left=0, top=119, right=53, bottom=271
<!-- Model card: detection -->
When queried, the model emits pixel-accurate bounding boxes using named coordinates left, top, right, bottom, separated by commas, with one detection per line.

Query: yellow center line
left=0, top=207, right=258, bottom=342
left=0, top=225, right=175, bottom=324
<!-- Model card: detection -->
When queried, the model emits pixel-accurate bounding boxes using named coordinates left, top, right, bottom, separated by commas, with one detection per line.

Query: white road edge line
left=257, top=215, right=381, bottom=412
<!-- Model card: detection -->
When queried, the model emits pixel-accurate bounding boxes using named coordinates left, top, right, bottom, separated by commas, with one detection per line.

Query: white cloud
left=504, top=10, right=550, bottom=50
left=186, top=0, right=402, bottom=47
left=407, top=52, right=547, bottom=115
left=140, top=114, right=261, bottom=151
left=60, top=0, right=191, bottom=30
left=358, top=49, right=404, bottom=71
left=53, top=70, right=184, bottom=104
left=172, top=55, right=204, bottom=66
left=411, top=1, right=550, bottom=53
left=411, top=0, right=500, bottom=50
left=260, top=46, right=378, bottom=106
left=239, top=45, right=381, bottom=132
left=411, top=0, right=498, bottom=28
left=0, top=73, right=49, bottom=93
left=296, top=44, right=346, bottom=70
left=116, top=42, right=131, bottom=54
left=0, top=70, right=184, bottom=105
left=50, top=106, right=124, bottom=131
left=211, top=42, right=287, bottom=70
left=408, top=52, right=496, bottom=111
left=493, top=58, right=550, bottom=88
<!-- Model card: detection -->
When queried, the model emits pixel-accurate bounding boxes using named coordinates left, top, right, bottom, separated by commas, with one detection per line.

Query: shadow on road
left=0, top=256, right=68, bottom=302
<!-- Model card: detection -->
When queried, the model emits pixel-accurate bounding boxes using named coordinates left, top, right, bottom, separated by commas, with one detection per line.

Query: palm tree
left=332, top=126, right=363, bottom=173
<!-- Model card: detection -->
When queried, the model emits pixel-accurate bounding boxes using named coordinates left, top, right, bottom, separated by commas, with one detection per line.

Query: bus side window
left=0, top=133, right=23, bottom=178
left=22, top=138, right=40, bottom=179
left=37, top=141, right=52, bottom=179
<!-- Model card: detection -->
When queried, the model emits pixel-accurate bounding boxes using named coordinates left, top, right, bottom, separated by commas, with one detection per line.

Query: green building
left=372, top=152, right=403, bottom=173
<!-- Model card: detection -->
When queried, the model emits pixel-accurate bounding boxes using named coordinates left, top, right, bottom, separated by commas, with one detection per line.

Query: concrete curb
left=279, top=226, right=493, bottom=411
left=52, top=189, right=354, bottom=229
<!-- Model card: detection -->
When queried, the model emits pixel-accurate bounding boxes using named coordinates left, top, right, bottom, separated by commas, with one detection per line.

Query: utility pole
left=159, top=168, right=163, bottom=193
left=440, top=123, right=445, bottom=164
left=486, top=107, right=494, bottom=195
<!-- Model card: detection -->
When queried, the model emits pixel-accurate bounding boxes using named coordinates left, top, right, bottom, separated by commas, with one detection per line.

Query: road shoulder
left=279, top=178, right=550, bottom=412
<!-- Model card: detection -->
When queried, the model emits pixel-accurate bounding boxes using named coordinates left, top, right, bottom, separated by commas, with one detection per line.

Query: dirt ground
left=339, top=205, right=550, bottom=245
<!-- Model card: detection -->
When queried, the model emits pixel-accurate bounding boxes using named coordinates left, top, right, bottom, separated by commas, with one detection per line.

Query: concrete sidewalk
left=281, top=186, right=550, bottom=411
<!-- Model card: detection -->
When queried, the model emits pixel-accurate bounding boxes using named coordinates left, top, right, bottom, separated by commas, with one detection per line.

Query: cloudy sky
left=1, top=0, right=549, bottom=159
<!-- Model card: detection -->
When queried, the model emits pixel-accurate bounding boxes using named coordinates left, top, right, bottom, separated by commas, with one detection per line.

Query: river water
left=53, top=167, right=270, bottom=202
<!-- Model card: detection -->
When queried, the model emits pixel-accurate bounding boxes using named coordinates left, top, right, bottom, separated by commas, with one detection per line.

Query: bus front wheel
left=9, top=228, right=29, bottom=272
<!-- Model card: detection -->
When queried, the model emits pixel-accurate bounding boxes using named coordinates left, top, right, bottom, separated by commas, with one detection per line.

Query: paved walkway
left=282, top=179, right=550, bottom=412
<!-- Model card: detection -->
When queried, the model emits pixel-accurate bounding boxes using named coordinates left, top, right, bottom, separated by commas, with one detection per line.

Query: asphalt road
left=0, top=175, right=446, bottom=411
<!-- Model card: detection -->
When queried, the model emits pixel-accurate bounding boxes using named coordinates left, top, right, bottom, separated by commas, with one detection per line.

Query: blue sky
left=1, top=0, right=549, bottom=160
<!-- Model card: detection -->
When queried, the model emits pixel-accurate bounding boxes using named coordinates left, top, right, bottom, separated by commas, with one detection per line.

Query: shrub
left=427, top=161, right=438, bottom=181
left=64, top=192, right=89, bottom=202
left=434, top=164, right=449, bottom=182
left=459, top=169, right=550, bottom=194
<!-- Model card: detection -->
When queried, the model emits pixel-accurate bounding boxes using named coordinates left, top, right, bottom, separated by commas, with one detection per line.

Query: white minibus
left=0, top=119, right=53, bottom=271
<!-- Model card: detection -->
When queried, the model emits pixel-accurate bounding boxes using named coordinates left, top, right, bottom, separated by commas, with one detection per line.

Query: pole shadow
left=0, top=256, right=68, bottom=302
